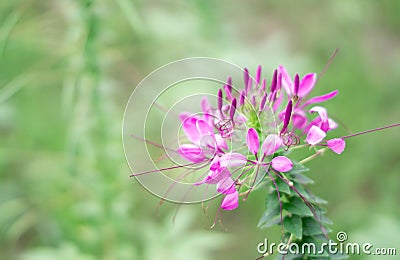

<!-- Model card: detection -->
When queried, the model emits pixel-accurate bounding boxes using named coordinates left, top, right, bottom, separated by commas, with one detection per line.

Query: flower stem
left=299, top=148, right=327, bottom=165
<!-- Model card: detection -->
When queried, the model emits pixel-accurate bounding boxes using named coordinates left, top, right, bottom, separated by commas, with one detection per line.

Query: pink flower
left=221, top=190, right=239, bottom=210
left=247, top=128, right=260, bottom=155
left=327, top=138, right=346, bottom=154
left=262, top=134, right=282, bottom=156
left=178, top=116, right=228, bottom=163
left=306, top=125, right=326, bottom=145
left=271, top=156, right=293, bottom=172
left=278, top=66, right=338, bottom=131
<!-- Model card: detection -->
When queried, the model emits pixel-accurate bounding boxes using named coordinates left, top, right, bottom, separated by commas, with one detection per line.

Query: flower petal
left=306, top=125, right=326, bottom=145
left=201, top=97, right=211, bottom=113
left=182, top=117, right=200, bottom=143
left=178, top=144, right=205, bottom=163
left=196, top=119, right=214, bottom=137
left=327, top=138, right=346, bottom=154
left=309, top=106, right=329, bottom=131
left=220, top=153, right=247, bottom=168
left=278, top=65, right=293, bottom=96
left=221, top=190, right=239, bottom=210
left=210, top=156, right=220, bottom=171
left=271, top=156, right=293, bottom=172
left=214, top=134, right=228, bottom=150
left=301, top=90, right=338, bottom=108
left=292, top=112, right=308, bottom=130
left=309, top=106, right=328, bottom=122
left=262, top=134, right=282, bottom=156
left=246, top=128, right=260, bottom=155
left=328, top=118, right=338, bottom=131
left=298, top=73, right=316, bottom=98
left=217, top=177, right=236, bottom=194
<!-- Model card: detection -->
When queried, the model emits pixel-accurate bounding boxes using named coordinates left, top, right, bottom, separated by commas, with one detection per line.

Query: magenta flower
left=178, top=116, right=228, bottom=163
left=306, top=125, right=326, bottom=145
left=129, top=60, right=400, bottom=257
left=278, top=65, right=338, bottom=131
left=270, top=156, right=293, bottom=172
left=327, top=138, right=346, bottom=154
left=247, top=128, right=260, bottom=155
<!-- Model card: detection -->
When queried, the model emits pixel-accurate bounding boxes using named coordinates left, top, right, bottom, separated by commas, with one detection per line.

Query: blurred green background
left=1, top=0, right=399, bottom=259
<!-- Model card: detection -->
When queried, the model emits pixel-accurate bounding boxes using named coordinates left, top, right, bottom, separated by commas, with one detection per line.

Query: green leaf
left=283, top=215, right=302, bottom=239
left=302, top=217, right=331, bottom=236
left=258, top=190, right=282, bottom=228
left=265, top=190, right=280, bottom=210
left=283, top=197, right=313, bottom=217
left=292, top=173, right=314, bottom=184
left=275, top=177, right=291, bottom=194
left=290, top=183, right=327, bottom=205
left=258, top=215, right=281, bottom=229
left=288, top=161, right=310, bottom=174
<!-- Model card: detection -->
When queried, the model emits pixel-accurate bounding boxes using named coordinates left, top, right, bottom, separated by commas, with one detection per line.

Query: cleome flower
left=129, top=58, right=400, bottom=259
left=176, top=65, right=341, bottom=211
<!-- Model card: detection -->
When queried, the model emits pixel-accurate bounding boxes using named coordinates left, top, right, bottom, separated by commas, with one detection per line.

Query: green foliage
left=258, top=163, right=343, bottom=259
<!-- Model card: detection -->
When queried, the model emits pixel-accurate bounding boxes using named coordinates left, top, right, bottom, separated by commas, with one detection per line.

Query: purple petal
left=243, top=68, right=249, bottom=87
left=292, top=113, right=308, bottom=130
left=178, top=144, right=205, bottom=163
left=271, top=156, right=293, bottom=172
left=278, top=65, right=293, bottom=96
left=214, top=134, right=228, bottom=150
left=221, top=190, right=239, bottom=210
left=270, top=69, right=277, bottom=93
left=217, top=177, right=235, bottom=194
left=294, top=73, right=300, bottom=96
left=182, top=117, right=200, bottom=143
left=309, top=106, right=329, bottom=131
left=239, top=90, right=245, bottom=106
left=280, top=100, right=293, bottom=134
left=196, top=119, right=214, bottom=138
left=246, top=128, right=260, bottom=155
left=230, top=98, right=237, bottom=120
left=255, top=65, right=262, bottom=84
left=301, top=90, right=338, bottom=108
left=220, top=153, right=247, bottom=168
left=226, top=76, right=232, bottom=92
left=305, top=125, right=326, bottom=145
left=298, top=73, right=316, bottom=98
left=224, top=84, right=233, bottom=101
left=261, top=78, right=266, bottom=91
left=327, top=138, right=346, bottom=154
left=179, top=112, right=191, bottom=122
left=246, top=77, right=252, bottom=94
left=210, top=156, right=220, bottom=171
left=218, top=89, right=223, bottom=112
left=201, top=97, right=211, bottom=114
left=259, top=93, right=267, bottom=111
left=328, top=118, right=338, bottom=130
left=309, top=106, right=328, bottom=122
left=208, top=168, right=231, bottom=183
left=262, top=134, right=282, bottom=156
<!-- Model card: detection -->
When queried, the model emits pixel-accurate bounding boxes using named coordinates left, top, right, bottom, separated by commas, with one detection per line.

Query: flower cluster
left=177, top=65, right=345, bottom=210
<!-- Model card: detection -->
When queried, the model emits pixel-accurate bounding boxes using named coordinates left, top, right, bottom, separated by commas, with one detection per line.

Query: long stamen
left=130, top=134, right=177, bottom=152
left=129, top=162, right=204, bottom=177
left=341, top=123, right=400, bottom=139
left=317, top=48, right=339, bottom=84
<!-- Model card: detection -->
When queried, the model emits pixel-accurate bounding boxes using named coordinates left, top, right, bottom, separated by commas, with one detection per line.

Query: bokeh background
left=1, top=1, right=399, bottom=259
